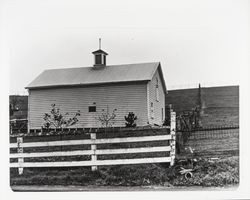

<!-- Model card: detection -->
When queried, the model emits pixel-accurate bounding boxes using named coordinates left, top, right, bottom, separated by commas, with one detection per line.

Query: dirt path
left=11, top=185, right=238, bottom=192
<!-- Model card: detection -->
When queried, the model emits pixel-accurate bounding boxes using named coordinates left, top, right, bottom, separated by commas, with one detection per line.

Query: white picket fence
left=10, top=112, right=176, bottom=175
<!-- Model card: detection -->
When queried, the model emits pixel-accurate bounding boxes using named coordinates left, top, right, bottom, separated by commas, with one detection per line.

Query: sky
left=1, top=0, right=248, bottom=94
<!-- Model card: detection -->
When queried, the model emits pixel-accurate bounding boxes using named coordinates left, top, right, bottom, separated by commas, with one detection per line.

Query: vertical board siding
left=147, top=69, right=165, bottom=125
left=29, top=83, right=148, bottom=129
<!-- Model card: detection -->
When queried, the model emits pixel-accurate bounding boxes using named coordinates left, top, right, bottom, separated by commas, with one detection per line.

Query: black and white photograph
left=0, top=0, right=249, bottom=199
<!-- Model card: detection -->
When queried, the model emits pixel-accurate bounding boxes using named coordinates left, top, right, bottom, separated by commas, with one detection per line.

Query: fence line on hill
left=9, top=111, right=176, bottom=175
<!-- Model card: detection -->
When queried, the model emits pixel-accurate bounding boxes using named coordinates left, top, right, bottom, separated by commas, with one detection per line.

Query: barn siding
left=147, top=69, right=165, bottom=125
left=28, top=83, right=148, bottom=129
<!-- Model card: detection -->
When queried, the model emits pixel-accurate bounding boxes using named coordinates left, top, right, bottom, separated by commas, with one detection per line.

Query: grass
left=178, top=129, right=239, bottom=158
left=10, top=156, right=239, bottom=187
left=166, top=85, right=239, bottom=127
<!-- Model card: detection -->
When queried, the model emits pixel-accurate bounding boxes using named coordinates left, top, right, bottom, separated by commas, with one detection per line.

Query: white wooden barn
left=26, top=48, right=167, bottom=130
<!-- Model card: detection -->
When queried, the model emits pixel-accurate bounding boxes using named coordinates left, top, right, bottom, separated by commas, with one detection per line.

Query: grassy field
left=165, top=85, right=239, bottom=127
left=177, top=129, right=239, bottom=158
left=170, top=86, right=240, bottom=158
left=10, top=156, right=239, bottom=188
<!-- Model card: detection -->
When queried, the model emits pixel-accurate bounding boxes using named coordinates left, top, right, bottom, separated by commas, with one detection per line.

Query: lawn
left=10, top=156, right=239, bottom=188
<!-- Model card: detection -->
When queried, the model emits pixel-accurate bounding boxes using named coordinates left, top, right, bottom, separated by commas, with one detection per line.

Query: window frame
left=95, top=54, right=102, bottom=65
left=88, top=106, right=96, bottom=112
left=150, top=102, right=154, bottom=119
left=156, top=78, right=159, bottom=102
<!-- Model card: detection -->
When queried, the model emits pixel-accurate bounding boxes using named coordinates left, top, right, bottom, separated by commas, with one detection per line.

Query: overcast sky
left=1, top=0, right=248, bottom=94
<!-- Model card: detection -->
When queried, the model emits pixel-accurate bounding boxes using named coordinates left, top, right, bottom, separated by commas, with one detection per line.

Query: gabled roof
left=26, top=62, right=167, bottom=93
left=92, top=49, right=108, bottom=55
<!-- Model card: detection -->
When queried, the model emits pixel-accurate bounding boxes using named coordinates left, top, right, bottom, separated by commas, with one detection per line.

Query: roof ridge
left=43, top=62, right=160, bottom=71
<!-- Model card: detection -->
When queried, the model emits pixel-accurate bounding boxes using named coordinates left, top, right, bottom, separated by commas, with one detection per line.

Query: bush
left=125, top=112, right=137, bottom=127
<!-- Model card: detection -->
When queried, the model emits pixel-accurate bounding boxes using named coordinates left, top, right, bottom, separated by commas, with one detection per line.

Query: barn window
left=156, top=78, right=159, bottom=102
left=88, top=106, right=96, bottom=112
left=95, top=54, right=102, bottom=65
left=162, top=108, right=164, bottom=121
left=150, top=102, right=154, bottom=119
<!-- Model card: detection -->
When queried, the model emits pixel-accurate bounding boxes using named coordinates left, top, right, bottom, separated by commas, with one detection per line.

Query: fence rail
left=10, top=157, right=172, bottom=168
left=10, top=146, right=172, bottom=159
left=9, top=111, right=176, bottom=175
left=10, top=135, right=172, bottom=148
left=177, top=125, right=239, bottom=132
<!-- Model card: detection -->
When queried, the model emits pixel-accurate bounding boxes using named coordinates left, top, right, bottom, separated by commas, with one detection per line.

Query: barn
left=26, top=48, right=167, bottom=130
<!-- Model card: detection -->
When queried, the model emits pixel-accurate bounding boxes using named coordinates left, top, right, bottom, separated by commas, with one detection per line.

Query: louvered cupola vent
left=92, top=38, right=108, bottom=67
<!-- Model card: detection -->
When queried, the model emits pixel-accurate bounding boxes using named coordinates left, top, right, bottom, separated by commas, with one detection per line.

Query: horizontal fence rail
left=9, top=135, right=172, bottom=148
left=10, top=146, right=171, bottom=159
left=10, top=112, right=176, bottom=175
left=10, top=157, right=172, bottom=168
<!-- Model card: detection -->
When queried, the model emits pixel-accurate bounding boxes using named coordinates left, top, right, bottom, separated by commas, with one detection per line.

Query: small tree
left=43, top=104, right=80, bottom=129
left=124, top=112, right=137, bottom=127
left=9, top=96, right=22, bottom=117
left=98, top=106, right=117, bottom=128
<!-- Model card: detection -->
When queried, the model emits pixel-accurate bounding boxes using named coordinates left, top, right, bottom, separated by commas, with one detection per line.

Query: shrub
left=125, top=112, right=137, bottom=127
left=98, top=106, right=117, bottom=128
left=43, top=104, right=80, bottom=129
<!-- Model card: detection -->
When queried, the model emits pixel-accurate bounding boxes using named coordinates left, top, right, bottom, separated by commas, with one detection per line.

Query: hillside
left=165, top=85, right=239, bottom=127
left=9, top=95, right=28, bottom=120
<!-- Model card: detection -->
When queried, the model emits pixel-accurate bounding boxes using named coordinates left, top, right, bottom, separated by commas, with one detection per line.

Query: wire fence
left=176, top=126, right=239, bottom=142
left=176, top=126, right=239, bottom=157
left=188, top=126, right=239, bottom=140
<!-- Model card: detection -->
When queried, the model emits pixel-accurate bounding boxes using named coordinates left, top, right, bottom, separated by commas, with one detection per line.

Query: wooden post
left=170, top=111, right=176, bottom=166
left=17, top=137, right=24, bottom=175
left=90, top=133, right=97, bottom=171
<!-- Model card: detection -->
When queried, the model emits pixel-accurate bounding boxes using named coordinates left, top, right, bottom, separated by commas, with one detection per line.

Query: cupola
left=92, top=38, right=108, bottom=67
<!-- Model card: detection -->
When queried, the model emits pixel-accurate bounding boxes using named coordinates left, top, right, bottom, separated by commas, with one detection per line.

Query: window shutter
left=156, top=78, right=159, bottom=101
left=156, top=86, right=159, bottom=101
left=150, top=102, right=154, bottom=119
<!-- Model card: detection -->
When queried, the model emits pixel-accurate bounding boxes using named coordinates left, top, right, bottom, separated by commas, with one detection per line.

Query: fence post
left=90, top=133, right=97, bottom=171
left=170, top=111, right=176, bottom=166
left=17, top=137, right=24, bottom=175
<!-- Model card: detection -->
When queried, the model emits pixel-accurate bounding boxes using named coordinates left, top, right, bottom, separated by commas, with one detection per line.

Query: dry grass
left=166, top=86, right=239, bottom=127
left=10, top=156, right=239, bottom=187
